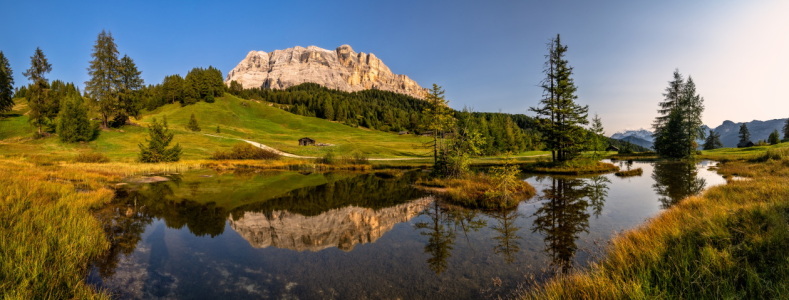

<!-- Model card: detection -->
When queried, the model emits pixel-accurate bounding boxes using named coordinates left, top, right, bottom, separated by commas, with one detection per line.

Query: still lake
left=88, top=160, right=725, bottom=299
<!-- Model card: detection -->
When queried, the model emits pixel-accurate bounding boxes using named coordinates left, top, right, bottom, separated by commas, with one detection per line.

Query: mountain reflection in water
left=230, top=197, right=432, bottom=252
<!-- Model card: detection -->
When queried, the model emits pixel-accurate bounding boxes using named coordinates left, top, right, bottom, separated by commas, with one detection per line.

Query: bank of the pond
left=521, top=153, right=789, bottom=299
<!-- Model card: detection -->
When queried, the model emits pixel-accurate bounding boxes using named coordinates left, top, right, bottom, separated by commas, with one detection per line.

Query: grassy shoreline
left=521, top=146, right=789, bottom=299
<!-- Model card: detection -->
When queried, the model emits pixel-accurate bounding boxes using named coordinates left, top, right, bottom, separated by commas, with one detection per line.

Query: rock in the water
left=226, top=45, right=428, bottom=99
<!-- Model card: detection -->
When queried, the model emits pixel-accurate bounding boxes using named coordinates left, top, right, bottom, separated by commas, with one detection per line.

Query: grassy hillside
left=0, top=94, right=432, bottom=161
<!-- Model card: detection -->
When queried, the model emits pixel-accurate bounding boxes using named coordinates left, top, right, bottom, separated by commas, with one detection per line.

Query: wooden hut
left=299, top=137, right=315, bottom=146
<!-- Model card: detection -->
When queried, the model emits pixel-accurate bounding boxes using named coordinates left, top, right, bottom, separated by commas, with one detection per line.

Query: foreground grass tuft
left=0, top=160, right=114, bottom=299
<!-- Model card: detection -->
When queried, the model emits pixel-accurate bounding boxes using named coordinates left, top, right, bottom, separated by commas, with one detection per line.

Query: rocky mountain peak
left=226, top=45, right=427, bottom=99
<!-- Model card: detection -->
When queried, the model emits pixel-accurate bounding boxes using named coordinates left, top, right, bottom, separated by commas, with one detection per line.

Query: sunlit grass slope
left=0, top=95, right=432, bottom=161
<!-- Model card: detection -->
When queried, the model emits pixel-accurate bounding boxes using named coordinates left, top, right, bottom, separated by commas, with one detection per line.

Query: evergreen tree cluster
left=85, top=30, right=144, bottom=128
left=652, top=70, right=705, bottom=158
left=139, top=67, right=225, bottom=109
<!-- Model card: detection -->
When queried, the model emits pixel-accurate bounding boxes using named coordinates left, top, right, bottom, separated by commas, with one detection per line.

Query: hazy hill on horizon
left=612, top=118, right=788, bottom=149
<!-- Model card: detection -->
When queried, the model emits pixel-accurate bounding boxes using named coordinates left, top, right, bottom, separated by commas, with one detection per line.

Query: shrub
left=344, top=150, right=369, bottom=165
left=316, top=150, right=336, bottom=165
left=187, top=113, right=201, bottom=132
left=74, top=152, right=110, bottom=163
left=211, top=142, right=280, bottom=160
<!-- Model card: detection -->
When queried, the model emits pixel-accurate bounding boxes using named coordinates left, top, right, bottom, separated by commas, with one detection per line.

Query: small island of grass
left=417, top=173, right=536, bottom=210
left=524, top=159, right=619, bottom=175
left=614, top=168, right=644, bottom=177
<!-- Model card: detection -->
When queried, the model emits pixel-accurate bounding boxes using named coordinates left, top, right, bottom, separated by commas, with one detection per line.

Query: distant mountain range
left=611, top=118, right=787, bottom=149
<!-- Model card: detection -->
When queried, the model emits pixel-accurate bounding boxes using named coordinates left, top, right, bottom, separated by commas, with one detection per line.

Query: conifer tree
left=187, top=113, right=201, bottom=132
left=589, top=114, right=605, bottom=158
left=652, top=70, right=705, bottom=158
left=23, top=47, right=53, bottom=135
left=138, top=117, right=181, bottom=162
left=116, top=54, right=143, bottom=125
left=784, top=119, right=789, bottom=141
left=530, top=34, right=588, bottom=162
left=0, top=51, right=14, bottom=113
left=423, top=84, right=455, bottom=167
left=737, top=123, right=751, bottom=148
left=768, top=129, right=780, bottom=145
left=57, top=93, right=94, bottom=142
left=86, top=30, right=121, bottom=128
left=702, top=130, right=722, bottom=150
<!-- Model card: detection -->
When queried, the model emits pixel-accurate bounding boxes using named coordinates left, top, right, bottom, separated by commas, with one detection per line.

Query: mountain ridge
left=225, top=45, right=428, bottom=99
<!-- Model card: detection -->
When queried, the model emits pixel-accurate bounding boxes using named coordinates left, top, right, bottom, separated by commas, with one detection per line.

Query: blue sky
left=1, top=0, right=787, bottom=134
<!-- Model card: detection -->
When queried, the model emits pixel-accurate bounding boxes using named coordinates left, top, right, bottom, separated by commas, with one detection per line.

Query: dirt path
left=202, top=133, right=549, bottom=161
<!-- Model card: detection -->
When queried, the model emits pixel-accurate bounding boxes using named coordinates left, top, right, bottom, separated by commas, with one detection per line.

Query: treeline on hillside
left=228, top=82, right=543, bottom=155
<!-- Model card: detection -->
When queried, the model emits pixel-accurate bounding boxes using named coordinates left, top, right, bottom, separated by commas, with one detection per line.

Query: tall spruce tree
left=423, top=84, right=455, bottom=167
left=139, top=117, right=181, bottom=162
left=116, top=54, right=144, bottom=125
left=57, top=93, right=94, bottom=142
left=737, top=123, right=751, bottom=148
left=0, top=51, right=14, bottom=113
left=86, top=30, right=121, bottom=128
left=23, top=47, right=53, bottom=135
left=652, top=70, right=705, bottom=158
left=702, top=130, right=722, bottom=150
left=530, top=34, right=588, bottom=162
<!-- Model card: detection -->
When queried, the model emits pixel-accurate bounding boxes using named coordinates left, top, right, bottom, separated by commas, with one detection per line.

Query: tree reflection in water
left=415, top=200, right=457, bottom=274
left=415, top=199, right=487, bottom=274
left=586, top=176, right=611, bottom=218
left=652, top=161, right=706, bottom=208
left=532, top=178, right=592, bottom=273
left=489, top=208, right=521, bottom=264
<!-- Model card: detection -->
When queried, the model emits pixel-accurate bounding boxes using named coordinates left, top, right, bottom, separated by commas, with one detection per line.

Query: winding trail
left=202, top=133, right=549, bottom=161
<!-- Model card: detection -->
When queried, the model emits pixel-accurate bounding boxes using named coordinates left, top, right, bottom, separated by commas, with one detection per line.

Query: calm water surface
left=88, top=160, right=725, bottom=299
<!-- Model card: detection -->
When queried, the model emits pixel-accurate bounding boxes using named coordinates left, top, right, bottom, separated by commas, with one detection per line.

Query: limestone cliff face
left=229, top=197, right=433, bottom=252
left=225, top=45, right=427, bottom=99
